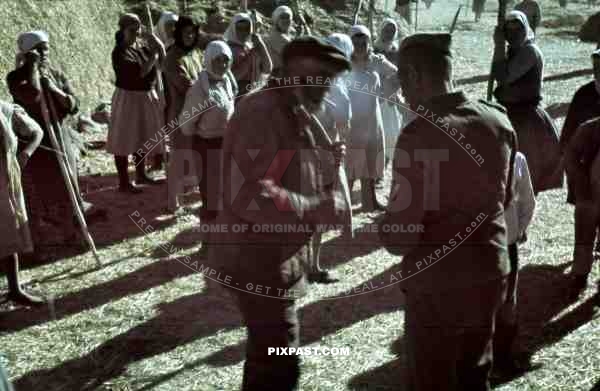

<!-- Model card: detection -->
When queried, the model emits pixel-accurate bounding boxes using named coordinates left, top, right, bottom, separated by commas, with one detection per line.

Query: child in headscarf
left=264, top=5, right=295, bottom=77
left=164, top=16, right=204, bottom=212
left=225, top=13, right=273, bottom=96
left=106, top=13, right=167, bottom=193
left=347, top=25, right=398, bottom=211
left=493, top=10, right=561, bottom=194
left=179, top=40, right=237, bottom=240
left=0, top=101, right=44, bottom=306
left=157, top=11, right=179, bottom=50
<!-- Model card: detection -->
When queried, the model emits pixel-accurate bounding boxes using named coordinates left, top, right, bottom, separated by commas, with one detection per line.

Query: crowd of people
left=1, top=0, right=599, bottom=390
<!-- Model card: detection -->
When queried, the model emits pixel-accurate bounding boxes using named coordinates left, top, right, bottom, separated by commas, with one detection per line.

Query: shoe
left=119, top=183, right=143, bottom=194
left=7, top=288, right=45, bottom=307
left=307, top=270, right=339, bottom=284
left=135, top=174, right=164, bottom=186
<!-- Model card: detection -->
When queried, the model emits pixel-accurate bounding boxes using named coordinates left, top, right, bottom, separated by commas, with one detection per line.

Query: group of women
left=1, top=3, right=563, bottom=302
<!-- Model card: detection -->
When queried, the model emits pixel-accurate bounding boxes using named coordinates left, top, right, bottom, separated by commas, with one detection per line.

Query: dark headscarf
left=173, top=15, right=200, bottom=52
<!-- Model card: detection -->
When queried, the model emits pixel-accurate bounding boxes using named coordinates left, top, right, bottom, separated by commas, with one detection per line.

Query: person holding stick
left=0, top=101, right=44, bottom=306
left=264, top=5, right=296, bottom=78
left=106, top=13, right=166, bottom=193
left=492, top=10, right=561, bottom=195
left=225, top=12, right=273, bottom=97
left=6, top=31, right=89, bottom=249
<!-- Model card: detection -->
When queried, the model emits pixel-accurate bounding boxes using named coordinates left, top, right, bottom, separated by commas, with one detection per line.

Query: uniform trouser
left=573, top=201, right=600, bottom=277
left=494, top=243, right=519, bottom=359
left=236, top=293, right=300, bottom=391
left=405, top=278, right=507, bottom=391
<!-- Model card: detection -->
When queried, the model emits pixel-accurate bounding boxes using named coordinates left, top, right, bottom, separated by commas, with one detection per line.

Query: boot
left=4, top=254, right=45, bottom=306
left=134, top=153, right=162, bottom=185
left=115, top=156, right=142, bottom=194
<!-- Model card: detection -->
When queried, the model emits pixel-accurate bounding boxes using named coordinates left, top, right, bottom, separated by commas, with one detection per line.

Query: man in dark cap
left=379, top=33, right=517, bottom=390
left=560, top=49, right=600, bottom=296
left=210, top=36, right=350, bottom=391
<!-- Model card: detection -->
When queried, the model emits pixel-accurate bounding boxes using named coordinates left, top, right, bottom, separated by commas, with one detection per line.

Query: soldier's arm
left=378, top=126, right=426, bottom=255
left=226, top=104, right=324, bottom=225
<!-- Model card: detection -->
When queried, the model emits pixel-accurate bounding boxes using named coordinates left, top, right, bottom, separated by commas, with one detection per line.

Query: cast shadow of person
left=197, top=260, right=406, bottom=369
left=347, top=261, right=599, bottom=390
left=13, top=274, right=243, bottom=391
left=0, top=255, right=199, bottom=333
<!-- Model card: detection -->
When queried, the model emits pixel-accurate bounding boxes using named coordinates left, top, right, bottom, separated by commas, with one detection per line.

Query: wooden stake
left=486, top=0, right=507, bottom=101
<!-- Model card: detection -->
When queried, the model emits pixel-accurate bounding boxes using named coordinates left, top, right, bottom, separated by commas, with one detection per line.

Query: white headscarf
left=326, top=33, right=354, bottom=60
left=350, top=25, right=371, bottom=39
left=268, top=5, right=294, bottom=63
left=157, top=11, right=179, bottom=48
left=272, top=5, right=293, bottom=29
left=374, top=18, right=399, bottom=53
left=224, top=13, right=254, bottom=49
left=203, top=40, right=233, bottom=80
left=15, top=30, right=49, bottom=68
left=505, top=10, right=535, bottom=47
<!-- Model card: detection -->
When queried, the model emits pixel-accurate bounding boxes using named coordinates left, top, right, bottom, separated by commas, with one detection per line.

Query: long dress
left=494, top=41, right=562, bottom=193
left=0, top=102, right=42, bottom=258
left=346, top=53, right=389, bottom=182
left=6, top=65, right=80, bottom=242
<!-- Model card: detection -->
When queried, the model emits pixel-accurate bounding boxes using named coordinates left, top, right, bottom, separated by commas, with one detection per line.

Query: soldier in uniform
left=379, top=33, right=517, bottom=390
left=210, top=36, right=350, bottom=391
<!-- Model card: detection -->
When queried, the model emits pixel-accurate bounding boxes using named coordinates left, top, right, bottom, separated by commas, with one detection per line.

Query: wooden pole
left=354, top=0, right=364, bottom=25
left=368, top=0, right=376, bottom=33
left=40, top=89, right=101, bottom=266
left=414, top=0, right=419, bottom=32
left=449, top=5, right=462, bottom=34
left=486, top=0, right=507, bottom=101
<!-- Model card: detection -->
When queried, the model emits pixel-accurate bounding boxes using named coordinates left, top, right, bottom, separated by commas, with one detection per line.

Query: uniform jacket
left=379, top=92, right=516, bottom=293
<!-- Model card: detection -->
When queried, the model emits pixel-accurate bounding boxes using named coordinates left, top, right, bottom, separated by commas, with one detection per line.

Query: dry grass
left=1, top=1, right=600, bottom=390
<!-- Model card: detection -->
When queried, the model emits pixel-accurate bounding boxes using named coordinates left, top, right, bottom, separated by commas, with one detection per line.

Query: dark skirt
left=506, top=104, right=563, bottom=193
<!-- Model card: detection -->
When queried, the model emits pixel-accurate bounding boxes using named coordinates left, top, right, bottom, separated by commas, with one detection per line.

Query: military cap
left=282, top=36, right=351, bottom=72
left=399, top=33, right=452, bottom=57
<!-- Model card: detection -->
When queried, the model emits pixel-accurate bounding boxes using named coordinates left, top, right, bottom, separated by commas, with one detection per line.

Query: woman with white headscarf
left=7, top=30, right=84, bottom=247
left=373, top=18, right=408, bottom=170
left=179, top=41, right=237, bottom=234
left=493, top=10, right=561, bottom=194
left=225, top=13, right=272, bottom=96
left=347, top=25, right=398, bottom=211
left=157, top=11, right=179, bottom=50
left=264, top=5, right=295, bottom=77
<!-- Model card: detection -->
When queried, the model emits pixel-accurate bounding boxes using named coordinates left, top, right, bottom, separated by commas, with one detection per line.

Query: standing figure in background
left=264, top=5, right=295, bottom=78
left=560, top=50, right=600, bottom=259
left=564, top=117, right=600, bottom=299
left=7, top=31, right=82, bottom=248
left=374, top=18, right=405, bottom=178
left=106, top=13, right=166, bottom=193
left=347, top=25, right=397, bottom=212
left=205, top=8, right=228, bottom=35
left=225, top=13, right=273, bottom=97
left=492, top=10, right=562, bottom=195
left=0, top=101, right=43, bottom=306
left=306, top=32, right=355, bottom=284
left=164, top=16, right=204, bottom=212
left=179, top=40, right=237, bottom=241
left=396, top=0, right=413, bottom=25
left=157, top=11, right=179, bottom=50
left=494, top=151, right=536, bottom=374
left=514, top=0, right=542, bottom=34
left=473, top=0, right=486, bottom=23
